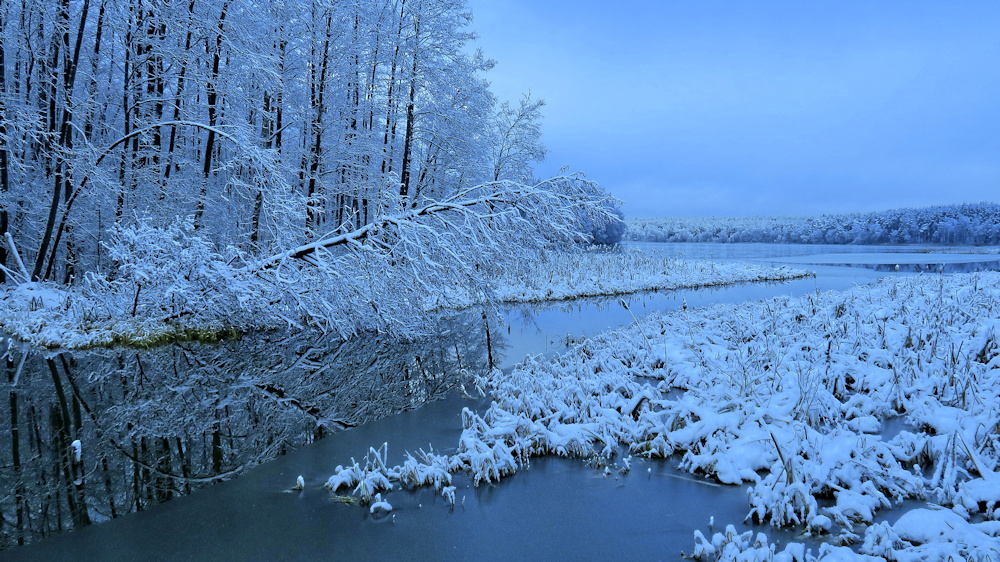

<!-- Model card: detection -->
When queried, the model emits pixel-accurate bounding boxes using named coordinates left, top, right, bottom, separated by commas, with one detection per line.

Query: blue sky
left=466, top=1, right=1000, bottom=217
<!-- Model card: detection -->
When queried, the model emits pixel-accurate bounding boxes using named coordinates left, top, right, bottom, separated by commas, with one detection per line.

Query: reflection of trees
left=852, top=261, right=1000, bottom=274
left=0, top=312, right=493, bottom=549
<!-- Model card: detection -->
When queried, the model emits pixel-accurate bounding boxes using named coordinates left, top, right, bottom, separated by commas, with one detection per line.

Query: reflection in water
left=626, top=241, right=1000, bottom=261
left=0, top=312, right=493, bottom=550
left=831, top=260, right=1000, bottom=274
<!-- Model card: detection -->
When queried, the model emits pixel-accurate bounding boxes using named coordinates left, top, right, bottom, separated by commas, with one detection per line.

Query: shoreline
left=0, top=255, right=811, bottom=350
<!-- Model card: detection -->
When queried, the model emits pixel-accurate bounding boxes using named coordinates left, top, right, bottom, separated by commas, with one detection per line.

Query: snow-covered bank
left=0, top=281, right=243, bottom=349
left=324, top=271, right=1000, bottom=559
left=0, top=250, right=808, bottom=349
left=438, top=248, right=810, bottom=308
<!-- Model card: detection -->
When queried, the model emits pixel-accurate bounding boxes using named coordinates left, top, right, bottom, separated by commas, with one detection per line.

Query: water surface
left=5, top=242, right=997, bottom=558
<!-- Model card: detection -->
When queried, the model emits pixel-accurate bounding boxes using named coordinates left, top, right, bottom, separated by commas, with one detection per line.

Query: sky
left=465, top=1, right=1000, bottom=218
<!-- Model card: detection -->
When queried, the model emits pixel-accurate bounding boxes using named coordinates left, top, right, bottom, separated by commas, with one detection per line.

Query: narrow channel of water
left=0, top=316, right=491, bottom=552
left=501, top=244, right=890, bottom=367
left=4, top=242, right=998, bottom=559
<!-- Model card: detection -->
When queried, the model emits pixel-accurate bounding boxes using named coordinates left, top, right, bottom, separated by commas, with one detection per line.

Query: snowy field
left=0, top=250, right=808, bottom=349
left=323, top=271, right=1000, bottom=560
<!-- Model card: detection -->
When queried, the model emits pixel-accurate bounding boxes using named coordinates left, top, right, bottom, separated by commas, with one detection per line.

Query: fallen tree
left=2, top=175, right=625, bottom=346
left=240, top=174, right=624, bottom=336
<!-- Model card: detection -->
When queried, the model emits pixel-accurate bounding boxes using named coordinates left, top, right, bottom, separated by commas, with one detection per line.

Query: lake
left=2, top=242, right=996, bottom=559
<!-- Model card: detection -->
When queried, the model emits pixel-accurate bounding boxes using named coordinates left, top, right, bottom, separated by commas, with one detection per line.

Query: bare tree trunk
left=131, top=440, right=143, bottom=511
left=117, top=5, right=135, bottom=223
left=306, top=12, right=332, bottom=233
left=0, top=9, right=9, bottom=284
left=275, top=40, right=286, bottom=153
left=31, top=0, right=69, bottom=281
left=155, top=437, right=175, bottom=503
left=251, top=80, right=277, bottom=249
left=176, top=437, right=192, bottom=495
left=381, top=0, right=406, bottom=183
left=8, top=348, right=24, bottom=544
left=212, top=415, right=223, bottom=474
left=47, top=357, right=90, bottom=528
left=194, top=0, right=231, bottom=229
left=81, top=1, right=106, bottom=143
left=42, top=0, right=93, bottom=282
left=398, top=8, right=420, bottom=202
left=482, top=310, right=495, bottom=370
left=31, top=0, right=89, bottom=281
left=163, top=0, right=196, bottom=194
left=65, top=0, right=107, bottom=283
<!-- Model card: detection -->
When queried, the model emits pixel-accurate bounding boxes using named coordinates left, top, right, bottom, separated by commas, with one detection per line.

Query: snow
left=436, top=248, right=811, bottom=309
left=318, top=271, right=1000, bottom=559
left=0, top=250, right=808, bottom=349
left=369, top=493, right=392, bottom=515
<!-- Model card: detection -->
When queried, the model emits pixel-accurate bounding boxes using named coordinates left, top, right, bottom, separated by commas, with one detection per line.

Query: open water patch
left=765, top=251, right=1000, bottom=273
left=0, top=313, right=490, bottom=551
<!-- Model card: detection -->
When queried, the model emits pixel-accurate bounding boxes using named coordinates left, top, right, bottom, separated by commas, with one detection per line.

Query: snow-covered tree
left=0, top=0, right=622, bottom=340
left=488, top=93, right=547, bottom=183
left=626, top=202, right=1000, bottom=246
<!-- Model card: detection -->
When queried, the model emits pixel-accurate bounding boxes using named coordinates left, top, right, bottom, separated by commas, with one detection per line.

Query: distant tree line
left=627, top=202, right=1000, bottom=246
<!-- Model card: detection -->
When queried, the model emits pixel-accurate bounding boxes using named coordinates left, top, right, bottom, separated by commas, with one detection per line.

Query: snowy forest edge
left=0, top=1, right=635, bottom=347
left=628, top=202, right=1000, bottom=246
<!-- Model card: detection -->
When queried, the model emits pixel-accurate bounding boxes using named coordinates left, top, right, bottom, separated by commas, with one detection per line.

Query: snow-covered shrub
left=860, top=521, right=906, bottom=559
left=395, top=450, right=454, bottom=490
left=88, top=217, right=275, bottom=335
left=692, top=525, right=774, bottom=561
left=746, top=473, right=820, bottom=529
left=455, top=408, right=520, bottom=485
left=692, top=526, right=889, bottom=561
left=578, top=200, right=626, bottom=245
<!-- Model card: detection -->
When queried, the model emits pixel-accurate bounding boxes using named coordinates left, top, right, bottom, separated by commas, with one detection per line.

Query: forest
left=627, top=202, right=1000, bottom=246
left=0, top=0, right=620, bottom=339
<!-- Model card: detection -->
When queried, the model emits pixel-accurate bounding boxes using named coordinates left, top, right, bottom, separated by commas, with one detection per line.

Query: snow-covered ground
left=434, top=248, right=810, bottom=309
left=0, top=250, right=808, bottom=349
left=0, top=281, right=240, bottom=349
left=324, top=271, right=1000, bottom=560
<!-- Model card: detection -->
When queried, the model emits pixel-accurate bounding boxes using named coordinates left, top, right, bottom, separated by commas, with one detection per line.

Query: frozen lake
left=4, top=242, right=998, bottom=559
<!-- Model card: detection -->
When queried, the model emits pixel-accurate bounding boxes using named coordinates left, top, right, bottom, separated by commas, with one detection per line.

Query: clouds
left=468, top=0, right=1000, bottom=217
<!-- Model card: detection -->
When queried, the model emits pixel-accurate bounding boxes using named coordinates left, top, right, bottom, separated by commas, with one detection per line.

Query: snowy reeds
left=324, top=444, right=393, bottom=504
left=438, top=246, right=810, bottom=309
left=324, top=271, right=1000, bottom=558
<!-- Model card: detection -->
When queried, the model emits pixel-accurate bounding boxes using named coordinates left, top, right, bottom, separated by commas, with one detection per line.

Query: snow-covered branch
left=252, top=175, right=617, bottom=271
left=0, top=174, right=623, bottom=345
left=241, top=174, right=622, bottom=336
